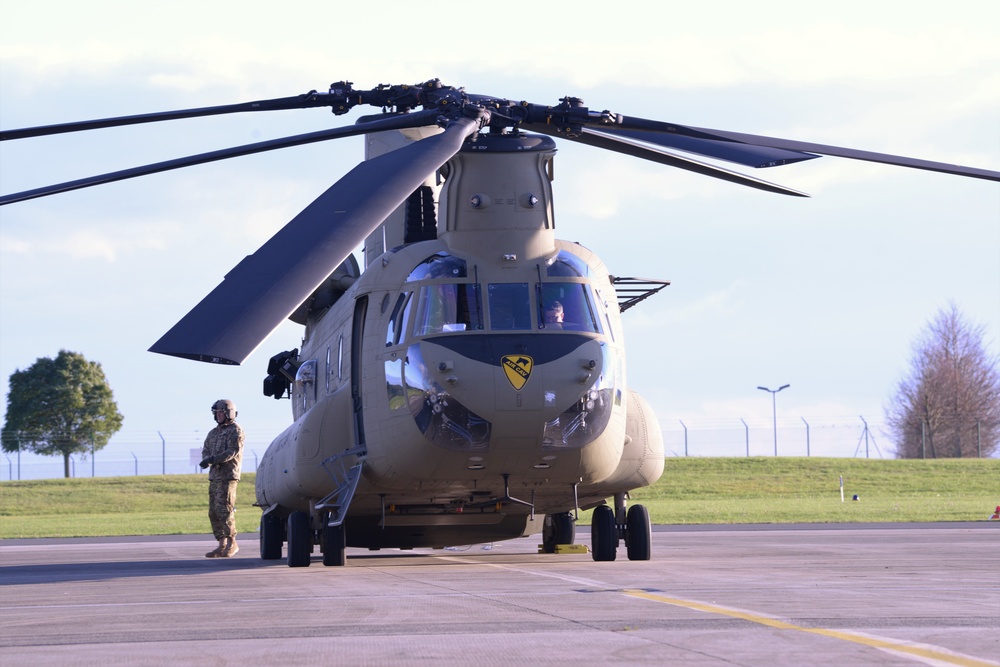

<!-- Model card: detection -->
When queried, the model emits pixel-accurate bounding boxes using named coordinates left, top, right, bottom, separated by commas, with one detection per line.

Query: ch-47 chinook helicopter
left=2, top=79, right=998, bottom=566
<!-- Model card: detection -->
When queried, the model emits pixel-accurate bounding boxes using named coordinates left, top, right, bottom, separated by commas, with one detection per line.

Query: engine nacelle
left=597, top=389, right=664, bottom=491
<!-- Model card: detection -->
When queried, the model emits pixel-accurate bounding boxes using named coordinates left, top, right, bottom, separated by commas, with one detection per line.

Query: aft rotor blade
left=0, top=110, right=441, bottom=206
left=149, top=114, right=481, bottom=365
left=0, top=91, right=351, bottom=141
left=679, top=125, right=1000, bottom=182
left=525, top=124, right=809, bottom=197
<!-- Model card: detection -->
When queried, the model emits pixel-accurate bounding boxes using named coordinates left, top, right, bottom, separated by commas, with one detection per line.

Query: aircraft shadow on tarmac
left=0, top=544, right=533, bottom=585
left=0, top=558, right=269, bottom=585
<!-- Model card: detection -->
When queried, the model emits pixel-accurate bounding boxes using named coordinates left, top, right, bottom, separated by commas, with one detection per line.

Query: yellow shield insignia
left=502, top=354, right=533, bottom=390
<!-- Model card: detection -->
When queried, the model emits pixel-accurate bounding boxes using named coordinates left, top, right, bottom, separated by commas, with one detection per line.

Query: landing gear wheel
left=591, top=505, right=618, bottom=561
left=541, top=512, right=576, bottom=553
left=260, top=512, right=283, bottom=560
left=322, top=521, right=347, bottom=567
left=287, top=511, right=312, bottom=568
left=625, top=504, right=651, bottom=561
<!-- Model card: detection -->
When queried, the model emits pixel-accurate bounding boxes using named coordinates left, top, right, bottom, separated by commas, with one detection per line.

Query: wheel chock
left=555, top=544, right=589, bottom=554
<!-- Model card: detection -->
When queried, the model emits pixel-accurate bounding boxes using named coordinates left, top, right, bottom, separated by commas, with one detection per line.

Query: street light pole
left=757, top=384, right=790, bottom=456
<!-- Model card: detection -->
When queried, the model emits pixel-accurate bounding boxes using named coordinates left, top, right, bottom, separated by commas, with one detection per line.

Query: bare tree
left=885, top=303, right=1000, bottom=458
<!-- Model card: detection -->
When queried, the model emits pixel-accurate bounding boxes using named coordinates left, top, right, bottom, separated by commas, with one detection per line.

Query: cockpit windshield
left=398, top=251, right=606, bottom=337
left=538, top=282, right=602, bottom=333
left=488, top=283, right=531, bottom=331
left=412, top=283, right=483, bottom=335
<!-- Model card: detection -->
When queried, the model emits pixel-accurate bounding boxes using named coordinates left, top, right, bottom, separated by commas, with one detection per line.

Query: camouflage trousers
left=208, top=480, right=239, bottom=540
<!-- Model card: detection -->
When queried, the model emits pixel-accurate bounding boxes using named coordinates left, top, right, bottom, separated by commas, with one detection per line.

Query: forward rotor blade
left=524, top=124, right=809, bottom=197
left=597, top=127, right=820, bottom=168
left=149, top=114, right=481, bottom=365
left=680, top=125, right=1000, bottom=181
left=0, top=110, right=441, bottom=206
left=585, top=114, right=999, bottom=181
left=0, top=91, right=350, bottom=141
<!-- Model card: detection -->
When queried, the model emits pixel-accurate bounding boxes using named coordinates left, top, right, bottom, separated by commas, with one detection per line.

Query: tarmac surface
left=1, top=523, right=998, bottom=666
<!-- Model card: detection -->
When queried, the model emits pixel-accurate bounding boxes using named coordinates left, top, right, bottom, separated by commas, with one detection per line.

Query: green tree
left=885, top=303, right=1000, bottom=458
left=2, top=350, right=124, bottom=478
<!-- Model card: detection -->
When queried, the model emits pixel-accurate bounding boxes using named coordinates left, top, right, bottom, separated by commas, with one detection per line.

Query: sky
left=1, top=0, right=998, bottom=477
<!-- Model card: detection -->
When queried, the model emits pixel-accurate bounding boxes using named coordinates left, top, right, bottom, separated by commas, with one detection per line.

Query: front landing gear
left=591, top=505, right=618, bottom=561
left=625, top=504, right=651, bottom=561
left=591, top=494, right=652, bottom=562
left=541, top=512, right=576, bottom=553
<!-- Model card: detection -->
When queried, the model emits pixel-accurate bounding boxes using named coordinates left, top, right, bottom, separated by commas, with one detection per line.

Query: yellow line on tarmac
left=622, top=590, right=997, bottom=667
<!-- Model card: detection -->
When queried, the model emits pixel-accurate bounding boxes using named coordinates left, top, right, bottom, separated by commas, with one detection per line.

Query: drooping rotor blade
left=597, top=127, right=820, bottom=168
left=149, top=113, right=483, bottom=365
left=0, top=91, right=353, bottom=141
left=539, top=110, right=1000, bottom=181
left=524, top=124, right=809, bottom=197
left=680, top=125, right=1000, bottom=182
left=0, top=110, right=441, bottom=206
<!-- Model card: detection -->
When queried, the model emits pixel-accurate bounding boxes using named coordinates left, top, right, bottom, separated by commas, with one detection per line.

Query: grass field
left=1, top=458, right=997, bottom=539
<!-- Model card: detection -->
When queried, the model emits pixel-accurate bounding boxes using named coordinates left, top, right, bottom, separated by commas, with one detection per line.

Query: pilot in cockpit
left=544, top=301, right=565, bottom=329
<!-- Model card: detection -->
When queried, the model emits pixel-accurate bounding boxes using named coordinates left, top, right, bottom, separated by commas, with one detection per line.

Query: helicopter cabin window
left=337, top=334, right=344, bottom=381
left=545, top=250, right=593, bottom=278
left=406, top=252, right=468, bottom=282
left=488, top=283, right=531, bottom=331
left=295, top=359, right=318, bottom=411
left=539, top=283, right=602, bottom=333
left=412, top=283, right=482, bottom=336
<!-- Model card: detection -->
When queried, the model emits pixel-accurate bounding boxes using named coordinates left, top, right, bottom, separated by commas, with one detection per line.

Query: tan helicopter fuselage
left=255, top=131, right=663, bottom=548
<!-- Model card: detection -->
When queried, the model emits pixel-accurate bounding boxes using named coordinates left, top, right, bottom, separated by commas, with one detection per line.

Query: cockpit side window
left=488, top=283, right=531, bottom=331
left=385, top=291, right=413, bottom=347
left=539, top=283, right=602, bottom=333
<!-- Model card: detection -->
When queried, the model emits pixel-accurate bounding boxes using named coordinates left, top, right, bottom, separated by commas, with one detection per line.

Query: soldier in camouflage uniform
left=200, top=399, right=246, bottom=558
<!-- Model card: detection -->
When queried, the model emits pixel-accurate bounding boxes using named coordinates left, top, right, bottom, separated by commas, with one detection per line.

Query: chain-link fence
left=1, top=431, right=275, bottom=481
left=3, top=417, right=994, bottom=480
left=662, top=417, right=889, bottom=458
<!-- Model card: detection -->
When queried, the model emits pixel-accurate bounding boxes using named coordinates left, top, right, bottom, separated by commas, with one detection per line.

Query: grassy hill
left=1, top=457, right=997, bottom=538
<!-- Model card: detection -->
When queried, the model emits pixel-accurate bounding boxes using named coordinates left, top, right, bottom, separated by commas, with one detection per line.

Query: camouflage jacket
left=201, top=422, right=245, bottom=481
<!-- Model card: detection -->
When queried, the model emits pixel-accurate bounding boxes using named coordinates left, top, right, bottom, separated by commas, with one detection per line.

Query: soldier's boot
left=205, top=538, right=226, bottom=558
left=219, top=537, right=239, bottom=557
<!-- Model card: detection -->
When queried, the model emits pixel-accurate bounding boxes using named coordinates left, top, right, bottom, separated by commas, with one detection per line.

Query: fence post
left=801, top=417, right=810, bottom=457
left=740, top=418, right=749, bottom=457
left=679, top=420, right=688, bottom=457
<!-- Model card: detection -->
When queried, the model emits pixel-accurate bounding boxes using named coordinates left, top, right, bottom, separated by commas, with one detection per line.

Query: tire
left=287, top=511, right=312, bottom=568
left=260, top=512, right=283, bottom=560
left=541, top=512, right=575, bottom=553
left=322, top=521, right=347, bottom=567
left=625, top=504, right=652, bottom=561
left=591, top=505, right=618, bottom=562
